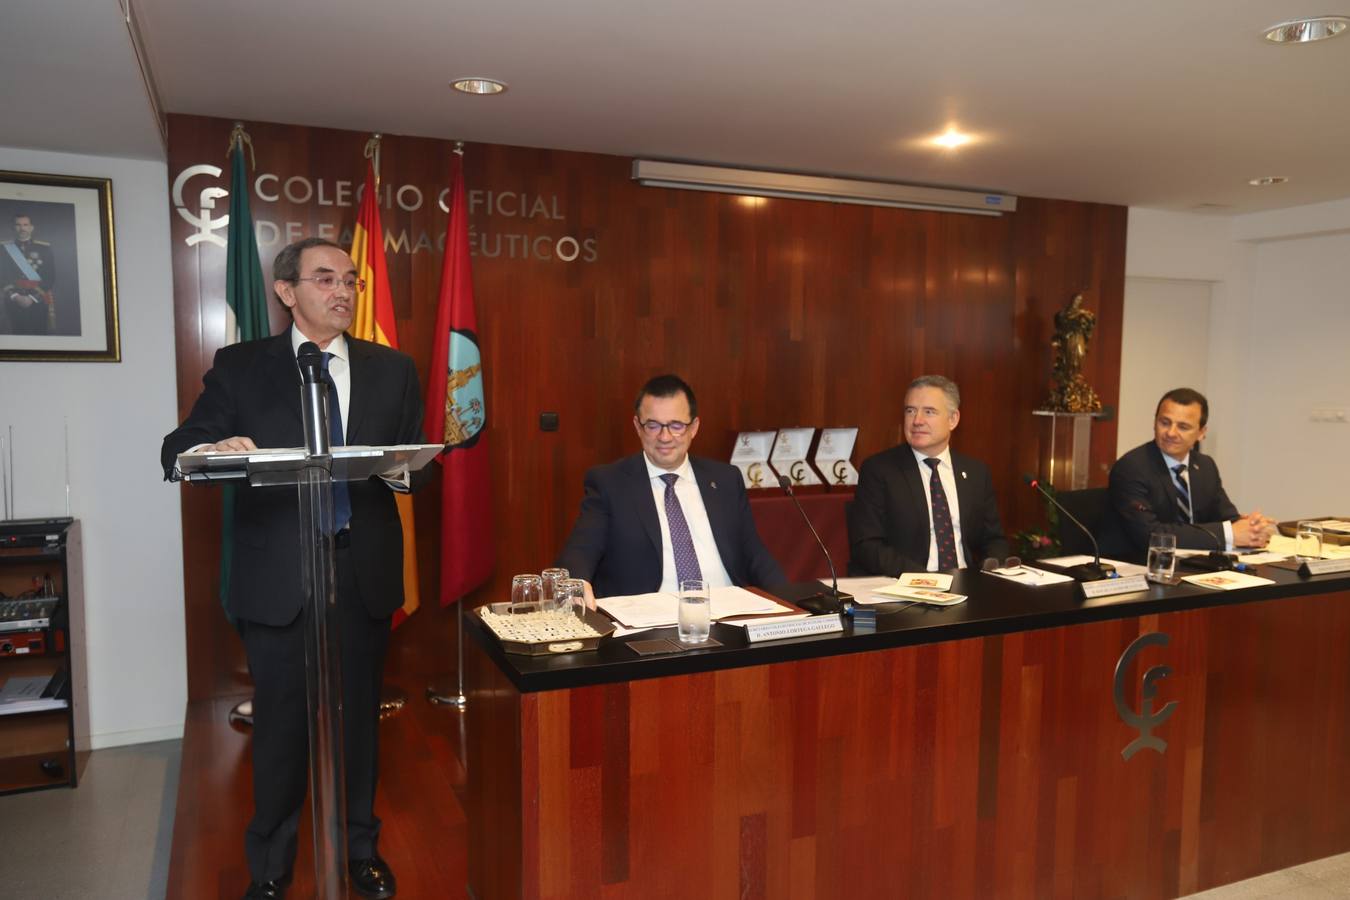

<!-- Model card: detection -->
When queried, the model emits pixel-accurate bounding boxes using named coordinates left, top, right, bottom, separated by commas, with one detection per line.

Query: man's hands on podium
left=1234, top=509, right=1277, bottom=548
left=208, top=436, right=258, bottom=452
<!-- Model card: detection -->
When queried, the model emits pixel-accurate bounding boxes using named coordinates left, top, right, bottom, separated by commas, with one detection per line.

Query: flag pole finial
left=226, top=123, right=256, bottom=170
left=453, top=141, right=464, bottom=157
left=363, top=134, right=384, bottom=188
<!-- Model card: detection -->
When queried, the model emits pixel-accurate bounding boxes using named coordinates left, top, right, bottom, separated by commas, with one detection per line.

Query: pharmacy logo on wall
left=1113, top=631, right=1179, bottom=760
left=172, top=164, right=229, bottom=249
left=443, top=329, right=486, bottom=448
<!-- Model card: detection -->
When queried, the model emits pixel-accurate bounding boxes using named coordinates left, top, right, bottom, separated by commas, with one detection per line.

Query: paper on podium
left=176, top=443, right=443, bottom=484
left=598, top=586, right=791, bottom=630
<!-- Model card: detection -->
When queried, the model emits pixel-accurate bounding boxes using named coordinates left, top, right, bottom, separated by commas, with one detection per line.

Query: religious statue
left=1045, top=292, right=1102, bottom=413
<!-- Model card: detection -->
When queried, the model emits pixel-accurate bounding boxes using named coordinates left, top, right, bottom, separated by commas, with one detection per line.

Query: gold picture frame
left=0, top=170, right=120, bottom=361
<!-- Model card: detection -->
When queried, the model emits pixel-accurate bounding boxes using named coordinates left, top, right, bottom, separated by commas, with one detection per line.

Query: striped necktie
left=1171, top=463, right=1192, bottom=523
left=660, top=473, right=703, bottom=584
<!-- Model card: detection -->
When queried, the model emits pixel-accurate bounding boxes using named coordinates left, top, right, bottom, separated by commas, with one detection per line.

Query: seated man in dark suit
left=1107, top=387, right=1274, bottom=559
left=556, top=374, right=786, bottom=598
left=849, top=375, right=1009, bottom=575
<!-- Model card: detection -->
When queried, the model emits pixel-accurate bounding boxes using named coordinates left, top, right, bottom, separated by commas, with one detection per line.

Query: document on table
left=598, top=586, right=791, bottom=631
left=1039, top=554, right=1149, bottom=578
left=982, top=565, right=1075, bottom=586
left=1181, top=570, right=1276, bottom=591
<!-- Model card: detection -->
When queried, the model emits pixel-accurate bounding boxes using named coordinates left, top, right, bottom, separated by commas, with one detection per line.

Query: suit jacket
left=555, top=453, right=787, bottom=598
left=1104, top=440, right=1239, bottom=559
left=848, top=444, right=1010, bottom=576
left=161, top=330, right=425, bottom=625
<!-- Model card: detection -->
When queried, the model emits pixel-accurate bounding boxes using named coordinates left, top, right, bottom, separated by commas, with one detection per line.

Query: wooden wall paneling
left=167, top=114, right=1127, bottom=701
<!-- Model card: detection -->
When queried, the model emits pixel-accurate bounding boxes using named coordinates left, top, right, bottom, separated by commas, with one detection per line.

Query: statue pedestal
left=1032, top=410, right=1106, bottom=490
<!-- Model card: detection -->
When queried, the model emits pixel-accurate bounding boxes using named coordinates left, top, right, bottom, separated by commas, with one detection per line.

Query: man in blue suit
left=556, top=374, right=786, bottom=598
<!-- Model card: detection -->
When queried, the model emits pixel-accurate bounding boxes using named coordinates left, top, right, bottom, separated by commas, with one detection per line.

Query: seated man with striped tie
left=1107, top=387, right=1275, bottom=559
left=555, top=374, right=786, bottom=599
left=848, top=375, right=1010, bottom=576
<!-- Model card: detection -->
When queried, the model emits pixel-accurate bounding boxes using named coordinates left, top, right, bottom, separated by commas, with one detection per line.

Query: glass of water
left=1146, top=532, right=1177, bottom=584
left=1295, top=520, right=1324, bottom=561
left=677, top=578, right=711, bottom=644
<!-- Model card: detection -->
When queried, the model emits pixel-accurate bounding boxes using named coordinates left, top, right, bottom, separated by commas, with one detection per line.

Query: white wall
left=1125, top=204, right=1350, bottom=523
left=0, top=145, right=185, bottom=747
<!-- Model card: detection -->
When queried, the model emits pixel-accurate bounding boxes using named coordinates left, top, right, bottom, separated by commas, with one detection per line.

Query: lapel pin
left=961, top=471, right=967, bottom=479
left=710, top=481, right=717, bottom=489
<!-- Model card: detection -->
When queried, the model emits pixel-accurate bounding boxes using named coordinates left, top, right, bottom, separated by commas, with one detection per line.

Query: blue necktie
left=1172, top=463, right=1192, bottom=523
left=660, top=473, right=702, bottom=584
left=925, top=457, right=959, bottom=570
left=320, top=353, right=351, bottom=532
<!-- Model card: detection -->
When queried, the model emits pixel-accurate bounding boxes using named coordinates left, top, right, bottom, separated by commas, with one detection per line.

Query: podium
left=176, top=441, right=440, bottom=897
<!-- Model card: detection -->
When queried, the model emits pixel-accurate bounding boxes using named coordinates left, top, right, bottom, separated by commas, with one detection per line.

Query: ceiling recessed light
left=1248, top=176, right=1289, bottom=186
left=1262, top=16, right=1348, bottom=43
left=451, top=77, right=508, bottom=95
left=929, top=128, right=974, bottom=150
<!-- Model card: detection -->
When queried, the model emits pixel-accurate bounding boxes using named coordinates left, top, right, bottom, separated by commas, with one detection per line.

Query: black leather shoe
left=243, top=880, right=286, bottom=900
left=348, top=855, right=397, bottom=899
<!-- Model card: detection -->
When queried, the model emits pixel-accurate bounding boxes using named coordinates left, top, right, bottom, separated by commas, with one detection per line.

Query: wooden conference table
left=464, top=565, right=1350, bottom=899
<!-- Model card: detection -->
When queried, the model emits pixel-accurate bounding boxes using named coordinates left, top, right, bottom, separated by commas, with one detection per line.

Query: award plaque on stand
left=731, top=431, right=777, bottom=489
left=770, top=427, right=822, bottom=487
left=1031, top=410, right=1107, bottom=490
left=813, top=427, right=859, bottom=488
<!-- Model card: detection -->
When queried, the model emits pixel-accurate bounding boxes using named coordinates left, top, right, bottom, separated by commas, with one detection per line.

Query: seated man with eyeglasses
left=161, top=237, right=421, bottom=900
left=556, top=374, right=786, bottom=599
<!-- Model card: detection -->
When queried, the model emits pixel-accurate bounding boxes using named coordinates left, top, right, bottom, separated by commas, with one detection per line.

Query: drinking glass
left=1146, top=533, right=1177, bottom=583
left=510, top=574, right=543, bottom=613
left=541, top=567, right=569, bottom=613
left=677, top=578, right=711, bottom=644
left=556, top=578, right=586, bottom=617
left=1296, top=520, right=1324, bottom=561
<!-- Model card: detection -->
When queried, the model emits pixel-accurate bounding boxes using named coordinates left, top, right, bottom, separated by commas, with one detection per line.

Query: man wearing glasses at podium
left=161, top=238, right=423, bottom=900
left=556, top=374, right=785, bottom=600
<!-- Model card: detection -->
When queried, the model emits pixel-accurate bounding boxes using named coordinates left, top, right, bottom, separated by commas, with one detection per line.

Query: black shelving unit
left=0, top=518, right=83, bottom=795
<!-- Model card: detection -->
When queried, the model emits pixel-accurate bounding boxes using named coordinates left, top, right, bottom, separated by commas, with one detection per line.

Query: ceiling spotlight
left=1248, top=176, right=1289, bottom=186
left=1263, top=16, right=1348, bottom=43
left=451, top=77, right=508, bottom=95
left=929, top=128, right=973, bottom=150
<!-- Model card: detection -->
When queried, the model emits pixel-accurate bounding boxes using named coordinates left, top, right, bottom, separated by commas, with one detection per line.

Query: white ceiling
left=6, top=0, right=1350, bottom=213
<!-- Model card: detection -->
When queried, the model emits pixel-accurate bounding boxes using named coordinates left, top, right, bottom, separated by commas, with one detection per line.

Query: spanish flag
left=351, top=159, right=420, bottom=626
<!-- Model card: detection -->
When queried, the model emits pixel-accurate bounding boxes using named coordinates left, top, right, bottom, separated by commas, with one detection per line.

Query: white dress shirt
left=912, top=446, right=967, bottom=570
left=290, top=326, right=349, bottom=441
left=643, top=454, right=733, bottom=594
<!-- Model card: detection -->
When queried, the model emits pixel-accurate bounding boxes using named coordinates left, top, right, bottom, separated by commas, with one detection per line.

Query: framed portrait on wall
left=0, top=170, right=120, bottom=362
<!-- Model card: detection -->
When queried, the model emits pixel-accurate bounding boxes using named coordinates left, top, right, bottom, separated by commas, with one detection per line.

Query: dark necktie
left=660, top=473, right=702, bottom=584
left=1172, top=463, right=1192, bottom=523
left=924, top=457, right=959, bottom=570
left=321, top=353, right=351, bottom=532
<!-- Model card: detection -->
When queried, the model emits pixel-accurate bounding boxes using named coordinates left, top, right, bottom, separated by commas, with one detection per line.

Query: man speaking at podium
left=556, top=374, right=785, bottom=598
left=1107, top=387, right=1275, bottom=557
left=161, top=238, right=423, bottom=900
left=849, top=375, right=1009, bottom=575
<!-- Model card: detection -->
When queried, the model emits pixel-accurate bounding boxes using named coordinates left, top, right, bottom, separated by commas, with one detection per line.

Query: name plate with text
left=1081, top=575, right=1149, bottom=598
left=743, top=615, right=843, bottom=643
left=1303, top=558, right=1350, bottom=576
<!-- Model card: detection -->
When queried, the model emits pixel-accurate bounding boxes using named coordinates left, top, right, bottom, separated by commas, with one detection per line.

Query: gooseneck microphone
left=296, top=341, right=331, bottom=457
left=1024, top=475, right=1116, bottom=581
left=777, top=474, right=854, bottom=615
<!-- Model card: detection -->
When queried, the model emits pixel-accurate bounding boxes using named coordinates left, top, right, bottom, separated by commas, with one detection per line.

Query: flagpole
left=428, top=140, right=470, bottom=715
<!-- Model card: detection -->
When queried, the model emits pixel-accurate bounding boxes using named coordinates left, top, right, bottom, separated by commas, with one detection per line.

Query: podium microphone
left=296, top=341, right=331, bottom=456
left=777, top=475, right=853, bottom=615
left=1024, top=475, right=1115, bottom=581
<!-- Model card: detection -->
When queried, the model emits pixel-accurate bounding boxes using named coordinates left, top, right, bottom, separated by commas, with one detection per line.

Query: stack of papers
left=597, top=586, right=791, bottom=631
left=1181, top=570, right=1275, bottom=591
left=839, top=573, right=967, bottom=605
left=1039, top=555, right=1148, bottom=578
left=982, top=565, right=1074, bottom=586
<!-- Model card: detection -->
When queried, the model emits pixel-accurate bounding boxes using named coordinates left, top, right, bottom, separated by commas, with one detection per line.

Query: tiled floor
left=0, top=740, right=180, bottom=899
left=0, top=737, right=1347, bottom=898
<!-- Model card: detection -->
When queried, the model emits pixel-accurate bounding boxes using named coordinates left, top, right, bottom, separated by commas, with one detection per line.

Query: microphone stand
left=777, top=475, right=853, bottom=615
left=1025, top=476, right=1115, bottom=581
